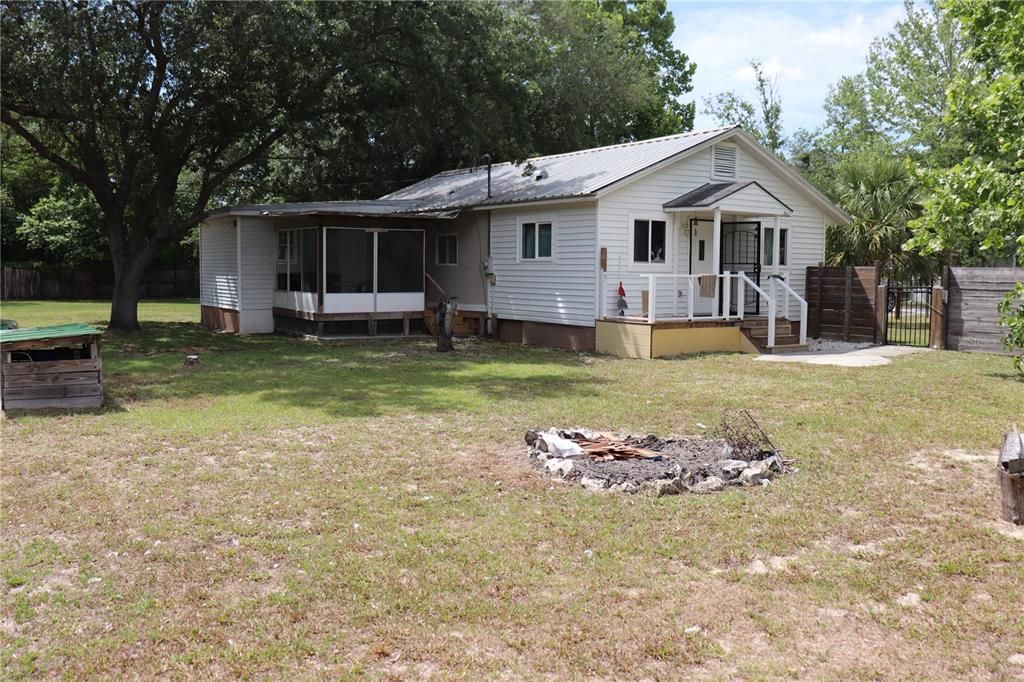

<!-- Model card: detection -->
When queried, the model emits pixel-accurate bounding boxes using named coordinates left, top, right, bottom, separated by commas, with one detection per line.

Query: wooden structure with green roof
left=0, top=323, right=103, bottom=410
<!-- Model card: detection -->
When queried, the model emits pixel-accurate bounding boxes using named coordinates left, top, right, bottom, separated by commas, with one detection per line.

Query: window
left=712, top=144, right=738, bottom=180
left=276, top=231, right=292, bottom=264
left=521, top=221, right=553, bottom=260
left=632, top=219, right=666, bottom=264
left=377, top=230, right=425, bottom=293
left=275, top=228, right=317, bottom=292
left=762, top=227, right=789, bottom=267
left=436, top=234, right=458, bottom=266
left=325, top=229, right=373, bottom=293
left=698, top=239, right=706, bottom=261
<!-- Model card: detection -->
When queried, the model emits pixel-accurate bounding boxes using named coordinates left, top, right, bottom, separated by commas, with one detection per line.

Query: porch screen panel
left=377, top=230, right=424, bottom=293
left=326, top=230, right=373, bottom=293
left=298, top=229, right=317, bottom=292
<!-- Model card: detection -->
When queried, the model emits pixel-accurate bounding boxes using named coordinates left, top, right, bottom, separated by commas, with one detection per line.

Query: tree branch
left=0, top=111, right=90, bottom=184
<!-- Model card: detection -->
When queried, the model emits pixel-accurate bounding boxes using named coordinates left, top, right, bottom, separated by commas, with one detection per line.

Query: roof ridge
left=527, top=126, right=737, bottom=164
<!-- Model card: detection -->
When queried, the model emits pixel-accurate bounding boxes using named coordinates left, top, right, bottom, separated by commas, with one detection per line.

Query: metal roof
left=663, top=180, right=793, bottom=212
left=205, top=200, right=458, bottom=220
left=0, top=323, right=101, bottom=345
left=381, top=126, right=738, bottom=209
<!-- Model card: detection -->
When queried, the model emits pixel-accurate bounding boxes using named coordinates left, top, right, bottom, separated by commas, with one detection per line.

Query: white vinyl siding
left=598, top=141, right=826, bottom=319
left=736, top=146, right=825, bottom=318
left=237, top=217, right=276, bottom=333
left=199, top=219, right=239, bottom=310
left=713, top=183, right=788, bottom=216
left=426, top=212, right=488, bottom=309
left=490, top=203, right=596, bottom=327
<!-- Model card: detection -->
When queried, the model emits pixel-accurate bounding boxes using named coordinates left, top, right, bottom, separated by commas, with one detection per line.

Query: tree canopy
left=1, top=0, right=697, bottom=329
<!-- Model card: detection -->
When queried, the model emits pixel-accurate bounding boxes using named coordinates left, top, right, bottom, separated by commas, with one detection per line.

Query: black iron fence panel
left=884, top=282, right=933, bottom=347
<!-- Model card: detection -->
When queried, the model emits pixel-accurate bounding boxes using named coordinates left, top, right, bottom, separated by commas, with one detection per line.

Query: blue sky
left=667, top=0, right=905, bottom=135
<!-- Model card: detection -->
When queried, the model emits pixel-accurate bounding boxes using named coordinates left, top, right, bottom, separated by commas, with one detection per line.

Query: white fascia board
left=470, top=196, right=597, bottom=211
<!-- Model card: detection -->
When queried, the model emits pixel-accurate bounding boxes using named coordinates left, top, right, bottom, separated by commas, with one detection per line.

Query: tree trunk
left=436, top=297, right=455, bottom=353
left=108, top=264, right=146, bottom=332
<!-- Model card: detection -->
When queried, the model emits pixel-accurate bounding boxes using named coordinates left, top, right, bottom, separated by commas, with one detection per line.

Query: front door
left=689, top=219, right=716, bottom=315
left=721, top=222, right=761, bottom=315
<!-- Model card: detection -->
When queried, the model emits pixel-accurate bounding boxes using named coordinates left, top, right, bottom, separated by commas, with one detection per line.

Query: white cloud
left=669, top=1, right=905, bottom=134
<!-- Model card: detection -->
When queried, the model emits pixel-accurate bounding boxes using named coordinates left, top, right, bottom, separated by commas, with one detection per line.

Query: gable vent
left=712, top=144, right=738, bottom=180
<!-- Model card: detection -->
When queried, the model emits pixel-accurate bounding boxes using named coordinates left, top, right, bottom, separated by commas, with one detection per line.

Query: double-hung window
left=436, top=233, right=458, bottom=266
left=632, top=218, right=667, bottom=264
left=763, top=227, right=789, bottom=267
left=521, top=221, right=553, bottom=260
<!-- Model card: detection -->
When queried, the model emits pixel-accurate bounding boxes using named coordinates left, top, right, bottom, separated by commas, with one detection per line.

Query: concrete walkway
left=754, top=344, right=931, bottom=367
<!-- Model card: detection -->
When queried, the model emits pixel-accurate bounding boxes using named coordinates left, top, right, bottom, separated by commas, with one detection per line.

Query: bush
left=998, top=282, right=1024, bottom=376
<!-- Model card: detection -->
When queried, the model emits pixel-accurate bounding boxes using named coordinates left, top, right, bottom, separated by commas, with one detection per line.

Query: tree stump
left=436, top=297, right=455, bottom=353
left=998, top=468, right=1024, bottom=525
left=998, top=424, right=1024, bottom=525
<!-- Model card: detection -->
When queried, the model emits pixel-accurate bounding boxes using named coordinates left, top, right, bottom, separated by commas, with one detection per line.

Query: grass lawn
left=2, top=299, right=1023, bottom=679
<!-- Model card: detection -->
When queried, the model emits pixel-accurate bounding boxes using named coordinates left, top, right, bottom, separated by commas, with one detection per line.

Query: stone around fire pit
left=522, top=427, right=792, bottom=495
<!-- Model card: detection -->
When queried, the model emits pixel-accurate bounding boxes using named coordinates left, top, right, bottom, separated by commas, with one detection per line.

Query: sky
left=667, top=0, right=906, bottom=136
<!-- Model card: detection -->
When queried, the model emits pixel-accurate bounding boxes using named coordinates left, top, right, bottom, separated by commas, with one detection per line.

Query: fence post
left=930, top=286, right=946, bottom=349
left=815, top=264, right=823, bottom=338
left=843, top=266, right=853, bottom=342
left=875, top=284, right=887, bottom=344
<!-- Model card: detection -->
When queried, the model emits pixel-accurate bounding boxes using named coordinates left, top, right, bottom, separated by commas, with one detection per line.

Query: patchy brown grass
left=2, top=300, right=1023, bottom=679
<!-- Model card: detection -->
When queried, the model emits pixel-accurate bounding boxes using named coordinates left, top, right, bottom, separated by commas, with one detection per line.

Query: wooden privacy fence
left=1, top=266, right=198, bottom=300
left=805, top=264, right=883, bottom=343
left=946, top=267, right=1023, bottom=354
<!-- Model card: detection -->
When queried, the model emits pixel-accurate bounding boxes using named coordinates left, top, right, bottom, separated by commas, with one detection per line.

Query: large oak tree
left=1, top=1, right=354, bottom=330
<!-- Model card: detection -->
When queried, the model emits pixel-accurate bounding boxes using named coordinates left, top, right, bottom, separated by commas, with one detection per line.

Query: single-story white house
left=199, top=125, right=850, bottom=357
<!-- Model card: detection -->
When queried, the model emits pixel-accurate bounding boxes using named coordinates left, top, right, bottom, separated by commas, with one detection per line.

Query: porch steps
left=740, top=318, right=805, bottom=354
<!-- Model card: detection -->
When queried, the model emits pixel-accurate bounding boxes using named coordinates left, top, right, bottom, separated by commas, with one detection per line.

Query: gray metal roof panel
left=205, top=200, right=457, bottom=220
left=382, top=126, right=738, bottom=209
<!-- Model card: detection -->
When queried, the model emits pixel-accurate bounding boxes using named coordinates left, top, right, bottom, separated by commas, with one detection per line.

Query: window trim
left=435, top=232, right=458, bottom=266
left=627, top=213, right=671, bottom=270
left=517, top=215, right=556, bottom=262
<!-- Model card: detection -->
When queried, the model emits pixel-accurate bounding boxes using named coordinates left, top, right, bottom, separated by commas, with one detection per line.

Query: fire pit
left=524, top=411, right=792, bottom=495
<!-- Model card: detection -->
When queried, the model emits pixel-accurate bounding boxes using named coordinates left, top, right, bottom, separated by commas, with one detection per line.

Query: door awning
left=663, top=181, right=792, bottom=216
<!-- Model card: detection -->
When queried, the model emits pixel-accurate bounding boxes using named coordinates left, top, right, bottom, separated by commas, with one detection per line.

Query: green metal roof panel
left=0, top=323, right=102, bottom=344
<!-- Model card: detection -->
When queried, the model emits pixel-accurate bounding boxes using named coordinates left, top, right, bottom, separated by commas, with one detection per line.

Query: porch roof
left=205, top=199, right=459, bottom=220
left=662, top=180, right=792, bottom=215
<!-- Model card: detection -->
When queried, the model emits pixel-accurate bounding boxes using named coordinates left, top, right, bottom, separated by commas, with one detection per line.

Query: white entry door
left=690, top=220, right=716, bottom=315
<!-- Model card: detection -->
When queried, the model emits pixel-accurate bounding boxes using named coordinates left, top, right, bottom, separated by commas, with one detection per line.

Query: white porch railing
left=599, top=269, right=809, bottom=349
left=769, top=274, right=808, bottom=345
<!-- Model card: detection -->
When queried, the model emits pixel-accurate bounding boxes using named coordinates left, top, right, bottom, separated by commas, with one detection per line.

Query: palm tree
left=826, top=154, right=939, bottom=283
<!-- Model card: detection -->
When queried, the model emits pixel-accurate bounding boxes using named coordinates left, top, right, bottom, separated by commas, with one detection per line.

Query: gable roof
left=382, top=125, right=849, bottom=224
left=205, top=126, right=849, bottom=224
left=381, top=126, right=737, bottom=209
left=663, top=180, right=793, bottom=213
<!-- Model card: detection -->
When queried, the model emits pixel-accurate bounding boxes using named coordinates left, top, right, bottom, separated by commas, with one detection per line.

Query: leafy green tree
left=600, top=0, right=697, bottom=136
left=826, top=155, right=938, bottom=282
left=1, top=1, right=357, bottom=330
left=908, top=0, right=1024, bottom=265
left=865, top=0, right=975, bottom=165
left=16, top=184, right=107, bottom=265
left=702, top=60, right=784, bottom=154
left=999, top=283, right=1024, bottom=376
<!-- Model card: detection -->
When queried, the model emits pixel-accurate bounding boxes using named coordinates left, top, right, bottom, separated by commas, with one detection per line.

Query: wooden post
left=875, top=284, right=887, bottom=344
left=930, top=286, right=946, bottom=349
left=815, top=264, right=823, bottom=339
left=843, top=266, right=853, bottom=342
left=999, top=469, right=1024, bottom=525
